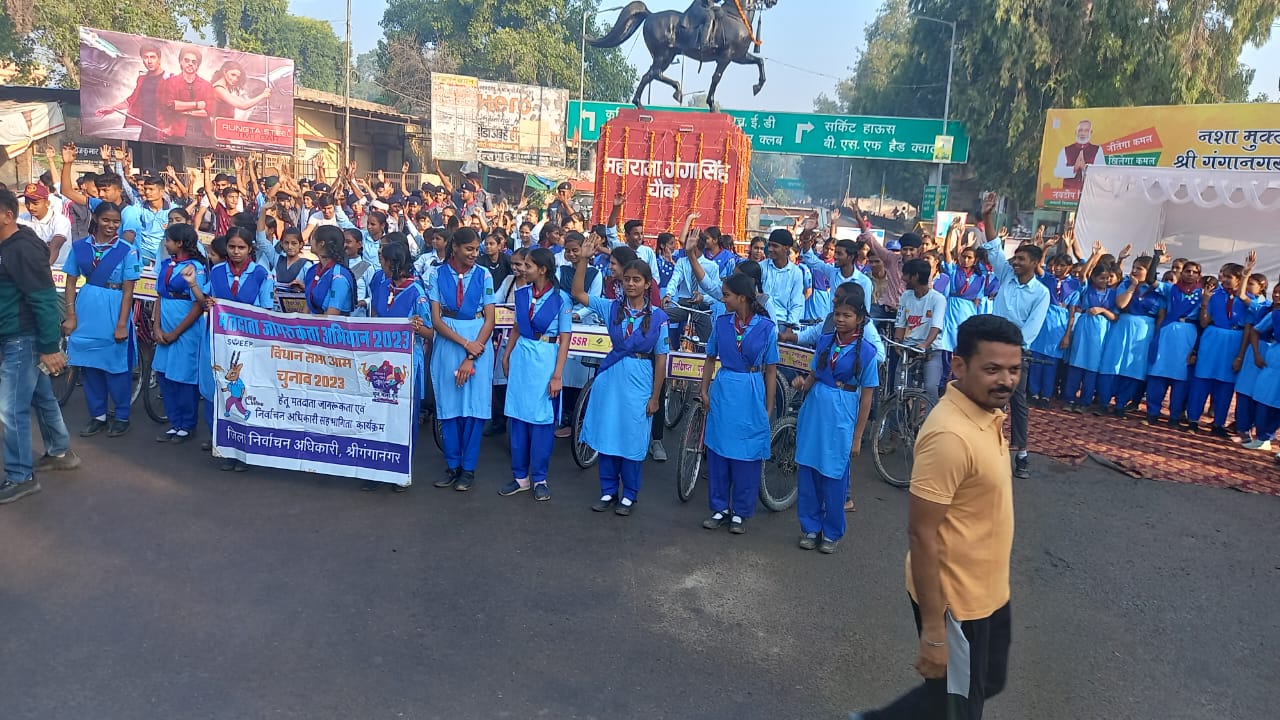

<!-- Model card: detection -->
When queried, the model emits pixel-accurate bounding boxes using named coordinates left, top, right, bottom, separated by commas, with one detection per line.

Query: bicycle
left=571, top=357, right=602, bottom=469
left=134, top=298, right=167, bottom=424
left=872, top=338, right=938, bottom=488
left=661, top=302, right=712, bottom=428
left=53, top=296, right=157, bottom=416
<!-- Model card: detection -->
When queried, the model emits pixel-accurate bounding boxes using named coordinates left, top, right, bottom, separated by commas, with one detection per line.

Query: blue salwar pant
left=510, top=419, right=554, bottom=484
left=441, top=416, right=483, bottom=471
left=1146, top=376, right=1189, bottom=422
left=159, top=374, right=199, bottom=432
left=706, top=449, right=761, bottom=518
left=81, top=367, right=133, bottom=422
left=1063, top=367, right=1098, bottom=406
left=1187, top=377, right=1234, bottom=427
left=797, top=464, right=848, bottom=541
left=598, top=453, right=642, bottom=501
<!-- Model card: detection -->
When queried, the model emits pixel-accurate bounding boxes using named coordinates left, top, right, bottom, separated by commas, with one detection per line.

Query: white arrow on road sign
left=795, top=121, right=814, bottom=144
left=581, top=111, right=597, bottom=133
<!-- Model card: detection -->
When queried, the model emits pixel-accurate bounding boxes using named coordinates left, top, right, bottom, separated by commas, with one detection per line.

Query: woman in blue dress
left=938, top=243, right=989, bottom=355
left=1029, top=253, right=1080, bottom=406
left=293, top=226, right=355, bottom=316
left=1187, top=254, right=1257, bottom=435
left=1060, top=263, right=1117, bottom=412
left=1243, top=290, right=1280, bottom=453
left=152, top=223, right=208, bottom=443
left=499, top=248, right=572, bottom=502
left=184, top=229, right=274, bottom=470
left=791, top=293, right=879, bottom=554
left=429, top=228, right=497, bottom=492
left=1232, top=273, right=1271, bottom=444
left=61, top=202, right=143, bottom=438
left=1145, top=262, right=1204, bottom=427
left=368, top=239, right=433, bottom=491
left=571, top=238, right=669, bottom=517
left=655, top=231, right=677, bottom=291
left=1097, top=248, right=1164, bottom=417
left=698, top=273, right=778, bottom=535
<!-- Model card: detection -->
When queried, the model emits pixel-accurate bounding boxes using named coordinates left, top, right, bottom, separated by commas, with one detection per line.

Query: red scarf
left=829, top=330, right=862, bottom=373
left=529, top=281, right=553, bottom=322
left=733, top=313, right=750, bottom=355
left=311, top=260, right=334, bottom=295
left=227, top=259, right=249, bottom=296
left=387, top=277, right=415, bottom=310
left=450, top=261, right=472, bottom=309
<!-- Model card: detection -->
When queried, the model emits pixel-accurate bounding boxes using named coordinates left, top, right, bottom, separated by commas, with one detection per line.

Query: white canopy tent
left=1075, top=165, right=1280, bottom=281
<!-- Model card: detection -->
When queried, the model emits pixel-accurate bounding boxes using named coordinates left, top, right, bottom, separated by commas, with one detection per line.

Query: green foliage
left=213, top=0, right=346, bottom=94
left=811, top=0, right=1279, bottom=206
left=2, top=1, right=212, bottom=86
left=380, top=0, right=636, bottom=102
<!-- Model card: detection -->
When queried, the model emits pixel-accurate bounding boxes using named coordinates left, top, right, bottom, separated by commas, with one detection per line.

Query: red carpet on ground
left=1025, top=405, right=1280, bottom=496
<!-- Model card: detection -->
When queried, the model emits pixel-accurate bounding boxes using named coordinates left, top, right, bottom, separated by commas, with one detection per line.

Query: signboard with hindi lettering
left=431, top=73, right=569, bottom=164
left=568, top=100, right=970, bottom=163
left=209, top=301, right=416, bottom=487
left=1036, top=103, right=1280, bottom=209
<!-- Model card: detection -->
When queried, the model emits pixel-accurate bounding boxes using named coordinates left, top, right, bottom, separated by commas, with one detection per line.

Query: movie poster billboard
left=430, top=72, right=569, bottom=165
left=209, top=301, right=415, bottom=487
left=1036, top=103, right=1280, bottom=209
left=78, top=27, right=295, bottom=152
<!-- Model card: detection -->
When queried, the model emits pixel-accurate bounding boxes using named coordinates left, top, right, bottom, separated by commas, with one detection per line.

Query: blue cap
left=886, top=239, right=902, bottom=251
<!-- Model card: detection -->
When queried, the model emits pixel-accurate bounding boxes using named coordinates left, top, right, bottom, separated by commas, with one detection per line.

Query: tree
left=1, top=0, right=210, bottom=86
left=213, top=0, right=346, bottom=94
left=379, top=0, right=636, bottom=102
left=814, top=0, right=1280, bottom=205
left=373, top=36, right=461, bottom=115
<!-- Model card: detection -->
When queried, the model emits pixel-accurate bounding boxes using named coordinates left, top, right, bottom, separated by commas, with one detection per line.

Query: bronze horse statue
left=589, top=0, right=779, bottom=111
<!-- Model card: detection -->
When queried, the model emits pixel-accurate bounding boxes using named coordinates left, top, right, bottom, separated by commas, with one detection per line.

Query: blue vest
left=210, top=261, right=269, bottom=303
left=599, top=300, right=669, bottom=374
left=715, top=314, right=774, bottom=372
left=814, top=332, right=874, bottom=388
left=158, top=257, right=199, bottom=299
left=72, top=238, right=131, bottom=288
left=515, top=285, right=565, bottom=339
left=558, top=264, right=598, bottom=297
left=303, top=262, right=356, bottom=315
left=1162, top=283, right=1202, bottom=327
left=370, top=274, right=427, bottom=318
left=436, top=263, right=488, bottom=317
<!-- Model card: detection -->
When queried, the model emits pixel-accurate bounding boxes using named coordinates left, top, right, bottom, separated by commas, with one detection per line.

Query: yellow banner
left=1036, top=103, right=1280, bottom=209
left=51, top=270, right=86, bottom=292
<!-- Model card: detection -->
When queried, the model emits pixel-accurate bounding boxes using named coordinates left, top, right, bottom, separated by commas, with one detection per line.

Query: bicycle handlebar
left=883, top=338, right=928, bottom=354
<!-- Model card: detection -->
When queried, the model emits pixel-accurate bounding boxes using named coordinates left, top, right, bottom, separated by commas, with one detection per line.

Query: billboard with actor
left=78, top=27, right=295, bottom=152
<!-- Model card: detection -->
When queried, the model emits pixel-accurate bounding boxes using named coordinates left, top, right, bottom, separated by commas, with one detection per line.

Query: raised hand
left=202, top=154, right=215, bottom=170
left=613, top=192, right=625, bottom=208
left=402, top=160, right=410, bottom=174
left=100, top=144, right=111, bottom=161
left=233, top=156, right=246, bottom=172
left=1091, top=240, right=1103, bottom=255
left=981, top=192, right=997, bottom=215
left=1153, top=241, right=1167, bottom=255
left=61, top=142, right=77, bottom=164
left=1118, top=243, right=1132, bottom=259
left=1244, top=250, right=1257, bottom=272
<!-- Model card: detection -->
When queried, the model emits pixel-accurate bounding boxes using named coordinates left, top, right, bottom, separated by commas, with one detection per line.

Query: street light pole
left=578, top=4, right=626, bottom=175
left=343, top=0, right=352, bottom=168
left=913, top=14, right=955, bottom=231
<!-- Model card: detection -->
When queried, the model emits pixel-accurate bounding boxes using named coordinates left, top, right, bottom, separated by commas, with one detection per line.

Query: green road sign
left=775, top=177, right=804, bottom=191
left=568, top=100, right=970, bottom=164
left=920, top=185, right=949, bottom=220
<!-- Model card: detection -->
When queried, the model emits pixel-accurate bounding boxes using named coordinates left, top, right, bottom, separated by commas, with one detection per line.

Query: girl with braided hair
left=294, top=225, right=355, bottom=316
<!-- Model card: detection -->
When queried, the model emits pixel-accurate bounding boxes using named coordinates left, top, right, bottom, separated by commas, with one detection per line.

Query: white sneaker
left=649, top=440, right=667, bottom=462
left=1243, top=439, right=1272, bottom=451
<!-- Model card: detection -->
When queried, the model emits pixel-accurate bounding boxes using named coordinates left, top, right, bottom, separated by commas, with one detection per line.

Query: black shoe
left=220, top=458, right=240, bottom=472
left=728, top=516, right=746, bottom=534
left=1091, top=404, right=1107, bottom=417
left=591, top=495, right=616, bottom=512
left=434, top=468, right=460, bottom=488
left=201, top=440, right=213, bottom=452
left=0, top=477, right=41, bottom=505
left=156, top=429, right=177, bottom=443
left=702, top=511, right=730, bottom=530
left=360, top=479, right=380, bottom=491
left=798, top=532, right=819, bottom=550
left=170, top=432, right=192, bottom=445
left=614, top=498, right=634, bottom=516
left=1113, top=407, right=1127, bottom=420
left=80, top=418, right=108, bottom=437
left=482, top=419, right=507, bottom=437
left=391, top=483, right=408, bottom=493
left=818, top=537, right=840, bottom=554
left=532, top=483, right=550, bottom=501
left=1014, top=455, right=1030, bottom=479
left=454, top=471, right=475, bottom=492
left=107, top=419, right=130, bottom=437
left=1210, top=425, right=1230, bottom=438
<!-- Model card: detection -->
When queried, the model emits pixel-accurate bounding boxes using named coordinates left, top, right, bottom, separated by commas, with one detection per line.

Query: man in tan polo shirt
left=852, top=314, right=1022, bottom=720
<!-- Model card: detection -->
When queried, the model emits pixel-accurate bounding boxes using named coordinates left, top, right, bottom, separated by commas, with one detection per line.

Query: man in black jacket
left=0, top=188, right=78, bottom=505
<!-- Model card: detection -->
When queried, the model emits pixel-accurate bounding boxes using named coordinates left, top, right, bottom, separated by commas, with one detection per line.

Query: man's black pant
left=866, top=599, right=1012, bottom=720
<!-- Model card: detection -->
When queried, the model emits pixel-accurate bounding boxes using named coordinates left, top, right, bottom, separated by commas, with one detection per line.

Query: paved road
left=3, top=401, right=1278, bottom=720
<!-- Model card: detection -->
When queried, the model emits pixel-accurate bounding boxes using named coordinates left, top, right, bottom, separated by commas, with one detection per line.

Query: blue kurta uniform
left=580, top=295, right=670, bottom=504
left=1099, top=278, right=1162, bottom=380
left=795, top=331, right=879, bottom=542
left=1235, top=300, right=1275, bottom=437
left=1067, top=285, right=1116, bottom=373
left=64, top=237, right=144, bottom=423
left=1188, top=287, right=1249, bottom=428
left=506, top=285, right=573, bottom=486
left=301, top=262, right=356, bottom=315
left=154, top=256, right=208, bottom=432
left=938, top=263, right=989, bottom=353
left=1250, top=309, right=1280, bottom=409
left=370, top=272, right=431, bottom=448
left=704, top=312, right=779, bottom=519
left=1145, top=282, right=1202, bottom=423
left=430, top=262, right=495, bottom=473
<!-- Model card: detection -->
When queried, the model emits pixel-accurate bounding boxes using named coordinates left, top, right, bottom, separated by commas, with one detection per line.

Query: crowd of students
left=10, top=147, right=1277, bottom=524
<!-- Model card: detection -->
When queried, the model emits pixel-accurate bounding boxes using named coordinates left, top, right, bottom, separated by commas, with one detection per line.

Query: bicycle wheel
left=760, top=415, right=799, bottom=511
left=873, top=391, right=935, bottom=489
left=142, top=348, right=168, bottom=424
left=571, top=378, right=598, bottom=469
left=662, top=378, right=686, bottom=428
left=52, top=366, right=77, bottom=407
left=432, top=415, right=444, bottom=453
left=676, top=401, right=705, bottom=502
left=771, top=373, right=791, bottom=421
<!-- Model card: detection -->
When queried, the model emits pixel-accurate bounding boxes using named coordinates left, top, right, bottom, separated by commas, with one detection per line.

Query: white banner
left=209, top=301, right=415, bottom=487
left=430, top=73, right=479, bottom=162
left=431, top=72, right=568, bottom=164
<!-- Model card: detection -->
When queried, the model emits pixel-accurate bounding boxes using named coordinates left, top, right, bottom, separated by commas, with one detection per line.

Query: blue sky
left=289, top=0, right=1279, bottom=111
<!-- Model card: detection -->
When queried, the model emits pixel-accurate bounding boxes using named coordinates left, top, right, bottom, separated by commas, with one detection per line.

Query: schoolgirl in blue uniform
left=1060, top=264, right=1117, bottom=412
left=186, top=229, right=274, bottom=469
left=368, top=239, right=433, bottom=491
left=1097, top=249, right=1164, bottom=417
left=571, top=242, right=670, bottom=516
left=1145, top=262, right=1203, bottom=427
left=61, top=202, right=143, bottom=438
left=295, top=226, right=356, bottom=316
left=429, top=228, right=497, bottom=492
left=1232, top=274, right=1271, bottom=444
left=499, top=248, right=572, bottom=502
left=938, top=245, right=990, bottom=355
left=1187, top=255, right=1256, bottom=435
left=152, top=224, right=208, bottom=443
left=699, top=273, right=778, bottom=534
left=792, top=293, right=879, bottom=554
left=1243, top=288, right=1280, bottom=453
left=1029, top=254, right=1079, bottom=405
